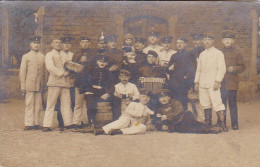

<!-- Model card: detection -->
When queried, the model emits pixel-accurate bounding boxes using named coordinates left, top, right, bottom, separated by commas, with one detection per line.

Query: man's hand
left=194, top=83, right=199, bottom=91
left=63, top=71, right=70, bottom=77
left=101, top=93, right=110, bottom=100
left=227, top=66, right=234, bottom=73
left=93, top=85, right=102, bottom=89
left=161, top=115, right=167, bottom=121
left=213, top=81, right=221, bottom=91
left=80, top=56, right=87, bottom=63
left=168, top=64, right=175, bottom=71
left=162, top=125, right=168, bottom=131
left=109, top=65, right=118, bottom=72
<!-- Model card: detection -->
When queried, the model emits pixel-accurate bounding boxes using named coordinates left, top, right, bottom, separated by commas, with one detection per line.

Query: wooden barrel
left=96, top=102, right=113, bottom=128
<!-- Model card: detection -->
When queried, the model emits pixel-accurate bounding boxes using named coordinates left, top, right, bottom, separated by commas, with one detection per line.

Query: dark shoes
left=24, top=126, right=34, bottom=130
left=94, top=128, right=105, bottom=135
left=232, top=125, right=239, bottom=130
left=42, top=127, right=52, bottom=132
left=108, top=129, right=123, bottom=135
left=33, top=125, right=42, bottom=130
left=216, top=111, right=228, bottom=132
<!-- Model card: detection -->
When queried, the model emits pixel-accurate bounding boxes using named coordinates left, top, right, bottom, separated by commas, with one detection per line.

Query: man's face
left=222, top=38, right=234, bottom=48
left=62, top=43, right=71, bottom=52
left=119, top=75, right=130, bottom=84
left=97, top=60, right=108, bottom=68
left=139, top=94, right=151, bottom=105
left=30, top=42, right=40, bottom=51
left=51, top=40, right=62, bottom=51
left=97, top=41, right=106, bottom=49
left=125, top=39, right=133, bottom=46
left=148, top=36, right=158, bottom=45
left=176, top=40, right=187, bottom=50
left=147, top=55, right=156, bottom=65
left=80, top=40, right=90, bottom=49
left=192, top=40, right=202, bottom=47
left=126, top=52, right=136, bottom=62
left=162, top=42, right=171, bottom=51
left=203, top=38, right=214, bottom=49
left=134, top=42, right=145, bottom=51
left=159, top=95, right=171, bottom=105
left=107, top=41, right=117, bottom=49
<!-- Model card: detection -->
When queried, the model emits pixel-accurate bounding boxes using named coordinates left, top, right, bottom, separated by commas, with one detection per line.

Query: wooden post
left=168, top=15, right=178, bottom=49
left=36, top=6, right=45, bottom=53
left=1, top=4, right=9, bottom=72
left=113, top=14, right=124, bottom=49
left=250, top=9, right=258, bottom=83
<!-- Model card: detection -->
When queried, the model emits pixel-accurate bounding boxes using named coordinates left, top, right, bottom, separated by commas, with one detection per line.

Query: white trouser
left=73, top=88, right=85, bottom=125
left=24, top=91, right=42, bottom=126
left=43, top=87, right=73, bottom=127
left=103, top=115, right=147, bottom=135
left=199, top=87, right=225, bottom=112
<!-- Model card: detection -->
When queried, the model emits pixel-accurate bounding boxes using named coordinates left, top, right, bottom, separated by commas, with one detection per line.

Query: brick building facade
left=1, top=1, right=260, bottom=100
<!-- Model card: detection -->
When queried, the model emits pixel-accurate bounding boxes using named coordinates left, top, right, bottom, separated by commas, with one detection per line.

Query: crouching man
left=155, top=89, right=220, bottom=134
left=94, top=88, right=154, bottom=135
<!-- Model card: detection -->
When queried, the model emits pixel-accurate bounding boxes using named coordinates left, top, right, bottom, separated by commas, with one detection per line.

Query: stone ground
left=1, top=98, right=260, bottom=167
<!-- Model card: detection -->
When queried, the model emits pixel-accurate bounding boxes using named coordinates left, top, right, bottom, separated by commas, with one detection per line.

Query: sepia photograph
left=1, top=1, right=260, bottom=167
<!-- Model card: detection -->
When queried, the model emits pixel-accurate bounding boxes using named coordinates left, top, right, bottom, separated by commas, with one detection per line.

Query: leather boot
left=204, top=108, right=212, bottom=127
left=216, top=110, right=228, bottom=132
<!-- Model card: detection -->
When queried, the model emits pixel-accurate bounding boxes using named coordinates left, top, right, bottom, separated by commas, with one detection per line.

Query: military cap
left=191, top=34, right=203, bottom=40
left=80, top=36, right=91, bottom=41
left=122, top=47, right=132, bottom=53
left=29, top=36, right=41, bottom=43
left=98, top=32, right=105, bottom=42
left=157, top=89, right=170, bottom=98
left=203, top=33, right=214, bottom=39
left=135, top=37, right=147, bottom=44
left=147, top=50, right=158, bottom=57
left=161, top=36, right=173, bottom=43
left=61, top=36, right=74, bottom=44
left=95, top=55, right=109, bottom=62
left=177, top=37, right=188, bottom=43
left=139, top=88, right=152, bottom=97
left=124, top=33, right=134, bottom=40
left=148, top=27, right=160, bottom=37
left=104, top=35, right=118, bottom=43
left=119, top=69, right=131, bottom=76
left=52, top=36, right=62, bottom=42
left=222, top=30, right=235, bottom=39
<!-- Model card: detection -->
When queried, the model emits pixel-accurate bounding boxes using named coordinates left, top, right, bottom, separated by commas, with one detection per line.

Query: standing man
left=19, top=36, right=45, bottom=130
left=72, top=36, right=94, bottom=128
left=42, top=37, right=73, bottom=132
left=158, top=36, right=176, bottom=68
left=143, top=27, right=163, bottom=55
left=105, top=35, right=124, bottom=85
left=55, top=36, right=75, bottom=129
left=220, top=30, right=245, bottom=130
left=167, top=37, right=195, bottom=111
left=194, top=33, right=228, bottom=132
left=134, top=37, right=147, bottom=68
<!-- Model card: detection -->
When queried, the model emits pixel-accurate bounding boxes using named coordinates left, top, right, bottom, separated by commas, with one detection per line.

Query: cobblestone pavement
left=1, top=99, right=260, bottom=167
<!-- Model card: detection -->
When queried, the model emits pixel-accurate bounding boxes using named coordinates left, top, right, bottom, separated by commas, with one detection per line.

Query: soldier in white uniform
left=143, top=27, right=163, bottom=56
left=158, top=36, right=177, bottom=68
left=194, top=33, right=228, bottom=132
left=94, top=88, right=154, bottom=135
left=19, top=36, right=46, bottom=130
left=42, top=37, right=73, bottom=132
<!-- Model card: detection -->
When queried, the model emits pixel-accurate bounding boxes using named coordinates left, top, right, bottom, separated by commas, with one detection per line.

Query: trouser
left=55, top=87, right=75, bottom=126
left=24, top=91, right=42, bottom=126
left=84, top=93, right=103, bottom=125
left=172, top=112, right=213, bottom=134
left=188, top=100, right=205, bottom=122
left=103, top=114, right=146, bottom=135
left=221, top=90, right=238, bottom=127
left=73, top=88, right=85, bottom=125
left=110, top=95, right=122, bottom=121
left=199, top=87, right=225, bottom=112
left=43, top=87, right=73, bottom=127
left=170, top=87, right=189, bottom=111
left=147, top=94, right=159, bottom=113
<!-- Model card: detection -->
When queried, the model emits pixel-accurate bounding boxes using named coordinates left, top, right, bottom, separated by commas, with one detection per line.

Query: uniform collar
left=30, top=50, right=38, bottom=54
left=52, top=49, right=60, bottom=54
left=205, top=46, right=215, bottom=51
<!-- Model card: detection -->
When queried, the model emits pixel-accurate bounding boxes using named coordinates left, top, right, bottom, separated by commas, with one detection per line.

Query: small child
left=122, top=33, right=135, bottom=53
left=19, top=36, right=45, bottom=130
left=110, top=69, right=140, bottom=120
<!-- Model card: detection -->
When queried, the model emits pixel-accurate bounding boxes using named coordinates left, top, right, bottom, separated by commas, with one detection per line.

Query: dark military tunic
left=139, top=64, right=167, bottom=78
left=135, top=50, right=147, bottom=68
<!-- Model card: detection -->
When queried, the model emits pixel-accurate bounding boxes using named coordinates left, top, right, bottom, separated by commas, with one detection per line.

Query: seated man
left=94, top=88, right=154, bottom=135
left=155, top=89, right=220, bottom=134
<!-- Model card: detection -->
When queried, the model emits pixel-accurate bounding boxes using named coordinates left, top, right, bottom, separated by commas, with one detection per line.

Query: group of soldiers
left=19, top=27, right=245, bottom=135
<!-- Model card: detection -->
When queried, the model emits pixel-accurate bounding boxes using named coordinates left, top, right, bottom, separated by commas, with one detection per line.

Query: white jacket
left=194, top=47, right=226, bottom=88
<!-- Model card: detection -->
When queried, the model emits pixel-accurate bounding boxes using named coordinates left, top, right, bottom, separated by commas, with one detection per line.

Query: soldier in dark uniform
left=139, top=50, right=167, bottom=112
left=78, top=55, right=112, bottom=127
left=134, top=37, right=147, bottom=68
left=105, top=35, right=124, bottom=85
left=155, top=89, right=220, bottom=134
left=167, top=37, right=196, bottom=111
left=190, top=34, right=205, bottom=64
left=95, top=32, right=107, bottom=55
left=220, top=30, right=245, bottom=130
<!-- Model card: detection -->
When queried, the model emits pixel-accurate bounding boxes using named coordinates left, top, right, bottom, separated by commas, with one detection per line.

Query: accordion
left=64, top=61, right=84, bottom=73
left=139, top=77, right=166, bottom=94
